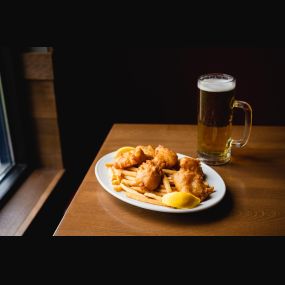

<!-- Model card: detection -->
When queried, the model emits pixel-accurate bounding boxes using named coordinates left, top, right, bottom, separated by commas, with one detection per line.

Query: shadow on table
left=98, top=184, right=234, bottom=234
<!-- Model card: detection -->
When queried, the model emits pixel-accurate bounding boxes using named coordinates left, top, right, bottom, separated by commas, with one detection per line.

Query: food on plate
left=136, top=160, right=162, bottom=191
left=152, top=145, right=178, bottom=169
left=179, top=157, right=204, bottom=177
left=162, top=192, right=200, bottom=209
left=106, top=145, right=214, bottom=209
left=115, top=146, right=135, bottom=158
left=173, top=168, right=213, bottom=202
left=114, top=146, right=147, bottom=169
left=136, top=145, right=155, bottom=160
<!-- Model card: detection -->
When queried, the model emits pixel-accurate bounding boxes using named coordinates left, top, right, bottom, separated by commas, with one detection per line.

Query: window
left=0, top=47, right=28, bottom=203
left=0, top=75, right=15, bottom=183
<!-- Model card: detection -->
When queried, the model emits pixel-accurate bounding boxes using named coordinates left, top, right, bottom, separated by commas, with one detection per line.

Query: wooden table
left=54, top=124, right=285, bottom=236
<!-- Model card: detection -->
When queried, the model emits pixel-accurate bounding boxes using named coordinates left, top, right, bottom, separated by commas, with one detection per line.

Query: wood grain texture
left=54, top=124, right=285, bottom=236
left=22, top=51, right=63, bottom=168
left=32, top=118, right=63, bottom=168
left=22, top=52, right=54, bottom=80
left=0, top=169, right=64, bottom=236
left=28, top=80, right=57, bottom=119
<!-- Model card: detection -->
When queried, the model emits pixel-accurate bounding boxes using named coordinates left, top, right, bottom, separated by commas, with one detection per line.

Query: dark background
left=26, top=47, right=285, bottom=235
left=54, top=47, right=285, bottom=180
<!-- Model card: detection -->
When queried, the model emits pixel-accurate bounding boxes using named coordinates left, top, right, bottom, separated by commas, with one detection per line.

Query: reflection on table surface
left=54, top=124, right=285, bottom=236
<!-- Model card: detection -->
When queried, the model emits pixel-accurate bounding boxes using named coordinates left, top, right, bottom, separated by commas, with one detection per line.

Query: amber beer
left=197, top=74, right=252, bottom=165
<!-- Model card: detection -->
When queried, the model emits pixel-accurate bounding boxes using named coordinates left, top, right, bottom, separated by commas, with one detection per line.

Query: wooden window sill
left=0, top=168, right=64, bottom=236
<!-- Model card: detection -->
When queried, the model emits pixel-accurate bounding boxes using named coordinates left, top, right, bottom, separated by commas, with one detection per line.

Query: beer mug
left=197, top=73, right=252, bottom=165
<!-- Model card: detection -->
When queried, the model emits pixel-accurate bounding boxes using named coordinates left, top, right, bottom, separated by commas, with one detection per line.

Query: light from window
left=0, top=73, right=14, bottom=183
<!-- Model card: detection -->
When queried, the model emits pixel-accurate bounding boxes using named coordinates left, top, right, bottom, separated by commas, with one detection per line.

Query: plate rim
left=95, top=151, right=226, bottom=213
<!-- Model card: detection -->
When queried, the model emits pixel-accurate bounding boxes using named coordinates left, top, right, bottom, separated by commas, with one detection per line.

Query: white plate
left=95, top=152, right=226, bottom=213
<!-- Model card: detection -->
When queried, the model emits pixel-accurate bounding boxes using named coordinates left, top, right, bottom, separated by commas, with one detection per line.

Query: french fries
left=125, top=192, right=165, bottom=206
left=105, top=145, right=214, bottom=209
left=121, top=170, right=137, bottom=177
left=106, top=162, right=176, bottom=208
left=162, top=169, right=177, bottom=175
left=120, top=182, right=140, bottom=194
left=113, top=185, right=123, bottom=192
left=121, top=178, right=137, bottom=186
left=163, top=175, right=172, bottom=193
left=144, top=192, right=162, bottom=201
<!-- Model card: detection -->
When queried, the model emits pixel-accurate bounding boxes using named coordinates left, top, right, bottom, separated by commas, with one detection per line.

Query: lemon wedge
left=162, top=192, right=201, bottom=209
left=115, top=146, right=135, bottom=158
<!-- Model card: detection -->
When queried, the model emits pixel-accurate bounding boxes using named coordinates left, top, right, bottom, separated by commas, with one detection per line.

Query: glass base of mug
left=197, top=151, right=231, bottom=166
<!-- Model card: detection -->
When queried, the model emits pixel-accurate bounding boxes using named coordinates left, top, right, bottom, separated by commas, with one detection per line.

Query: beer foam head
left=198, top=74, right=236, bottom=92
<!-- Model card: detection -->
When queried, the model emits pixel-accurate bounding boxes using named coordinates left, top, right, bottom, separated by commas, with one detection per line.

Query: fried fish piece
left=179, top=157, right=204, bottom=177
left=173, top=169, right=213, bottom=201
left=137, top=145, right=155, bottom=160
left=191, top=175, right=214, bottom=202
left=153, top=145, right=178, bottom=169
left=173, top=169, right=195, bottom=193
left=136, top=160, right=162, bottom=191
left=114, top=146, right=147, bottom=169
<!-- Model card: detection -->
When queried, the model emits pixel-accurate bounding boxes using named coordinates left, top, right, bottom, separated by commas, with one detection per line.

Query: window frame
left=0, top=75, right=15, bottom=181
left=0, top=47, right=31, bottom=205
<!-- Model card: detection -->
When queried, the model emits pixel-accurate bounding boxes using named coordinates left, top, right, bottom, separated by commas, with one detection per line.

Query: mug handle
left=231, top=100, right=253, bottom=148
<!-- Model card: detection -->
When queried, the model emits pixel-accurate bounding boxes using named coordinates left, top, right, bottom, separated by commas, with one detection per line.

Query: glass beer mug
left=197, top=73, right=252, bottom=165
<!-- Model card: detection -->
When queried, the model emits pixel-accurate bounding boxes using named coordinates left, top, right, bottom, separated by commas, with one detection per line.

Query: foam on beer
left=198, top=78, right=236, bottom=92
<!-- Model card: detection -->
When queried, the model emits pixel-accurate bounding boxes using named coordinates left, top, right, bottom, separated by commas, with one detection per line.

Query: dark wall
left=53, top=47, right=285, bottom=169
left=110, top=48, right=285, bottom=125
